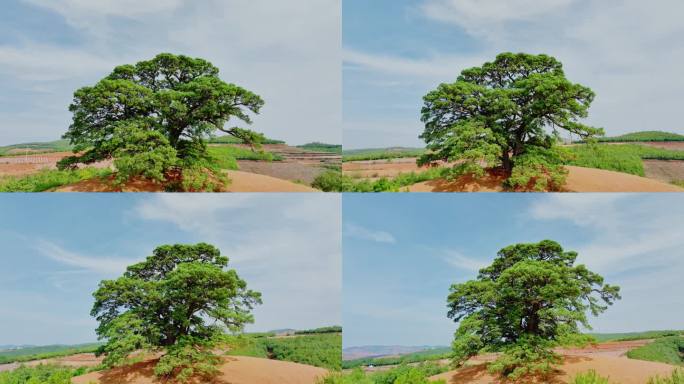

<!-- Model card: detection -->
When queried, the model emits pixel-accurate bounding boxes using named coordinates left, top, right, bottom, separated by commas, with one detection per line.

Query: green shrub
left=227, top=333, right=341, bottom=370
left=627, top=336, right=684, bottom=365
left=0, top=168, right=112, bottom=192
left=0, top=364, right=86, bottom=384
left=207, top=145, right=281, bottom=162
left=648, top=370, right=684, bottom=384
left=297, top=143, right=342, bottom=154
left=572, top=370, right=610, bottom=384
left=487, top=338, right=561, bottom=380
left=566, top=144, right=684, bottom=176
left=312, top=171, right=356, bottom=192
left=507, top=146, right=569, bottom=191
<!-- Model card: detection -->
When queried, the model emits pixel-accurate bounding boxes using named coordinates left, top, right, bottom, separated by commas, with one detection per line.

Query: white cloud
left=2, top=0, right=340, bottom=145
left=344, top=49, right=481, bottom=79
left=421, top=0, right=575, bottom=39
left=442, top=249, right=487, bottom=272
left=134, top=194, right=341, bottom=331
left=34, top=240, right=136, bottom=275
left=345, top=223, right=396, bottom=244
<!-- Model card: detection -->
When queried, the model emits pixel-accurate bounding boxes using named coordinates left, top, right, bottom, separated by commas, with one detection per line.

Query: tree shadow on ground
left=443, top=356, right=591, bottom=384
left=96, top=358, right=237, bottom=384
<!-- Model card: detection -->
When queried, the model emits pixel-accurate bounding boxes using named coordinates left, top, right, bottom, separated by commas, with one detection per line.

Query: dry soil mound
left=406, top=166, right=684, bottom=192
left=72, top=356, right=327, bottom=384
left=429, top=355, right=677, bottom=384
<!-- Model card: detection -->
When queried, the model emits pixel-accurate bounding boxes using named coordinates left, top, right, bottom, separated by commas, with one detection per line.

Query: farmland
left=0, top=138, right=341, bottom=192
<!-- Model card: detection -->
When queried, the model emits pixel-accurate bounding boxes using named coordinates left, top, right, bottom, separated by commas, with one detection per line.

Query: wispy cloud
left=345, top=223, right=396, bottom=244
left=34, top=240, right=136, bottom=275
left=442, top=249, right=486, bottom=272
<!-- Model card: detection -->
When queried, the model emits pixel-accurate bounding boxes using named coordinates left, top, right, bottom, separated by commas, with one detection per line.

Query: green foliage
left=342, top=148, right=425, bottom=162
left=507, top=146, right=569, bottom=191
left=207, top=145, right=282, bottom=162
left=589, top=131, right=684, bottom=143
left=626, top=336, right=684, bottom=366
left=0, top=140, right=72, bottom=156
left=648, top=370, right=684, bottom=384
left=313, top=167, right=449, bottom=192
left=154, top=336, right=221, bottom=383
left=0, top=365, right=87, bottom=384
left=0, top=168, right=112, bottom=192
left=566, top=144, right=684, bottom=176
left=447, top=240, right=620, bottom=379
left=0, top=344, right=101, bottom=365
left=295, top=326, right=343, bottom=335
left=319, top=364, right=447, bottom=384
left=91, top=243, right=261, bottom=381
left=227, top=333, right=341, bottom=370
left=297, top=143, right=342, bottom=154
left=420, top=52, right=602, bottom=184
left=571, top=370, right=610, bottom=384
left=58, top=53, right=265, bottom=185
left=207, top=135, right=285, bottom=145
left=342, top=347, right=452, bottom=369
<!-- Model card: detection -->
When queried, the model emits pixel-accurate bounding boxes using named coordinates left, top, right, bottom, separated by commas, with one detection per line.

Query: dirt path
left=72, top=356, right=327, bottom=384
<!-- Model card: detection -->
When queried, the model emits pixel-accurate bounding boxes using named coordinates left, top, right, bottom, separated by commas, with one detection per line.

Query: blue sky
left=343, top=0, right=684, bottom=148
left=0, top=194, right=340, bottom=345
left=343, top=193, right=684, bottom=348
left=0, top=0, right=340, bottom=146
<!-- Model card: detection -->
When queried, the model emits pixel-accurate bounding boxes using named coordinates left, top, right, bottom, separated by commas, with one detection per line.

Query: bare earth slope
left=72, top=356, right=327, bottom=384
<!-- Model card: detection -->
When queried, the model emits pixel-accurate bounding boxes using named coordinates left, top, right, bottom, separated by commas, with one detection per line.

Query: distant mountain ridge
left=342, top=345, right=448, bottom=360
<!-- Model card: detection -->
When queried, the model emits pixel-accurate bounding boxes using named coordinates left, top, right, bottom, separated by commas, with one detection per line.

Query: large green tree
left=447, top=240, right=620, bottom=379
left=420, top=53, right=603, bottom=189
left=58, top=53, right=265, bottom=182
left=91, top=243, right=261, bottom=382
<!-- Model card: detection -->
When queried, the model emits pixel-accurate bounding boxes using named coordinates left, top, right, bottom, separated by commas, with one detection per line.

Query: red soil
left=72, top=356, right=328, bottom=384
left=430, top=340, right=677, bottom=384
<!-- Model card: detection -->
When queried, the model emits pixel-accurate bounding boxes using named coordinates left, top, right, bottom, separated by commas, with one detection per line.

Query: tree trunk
left=501, top=150, right=513, bottom=176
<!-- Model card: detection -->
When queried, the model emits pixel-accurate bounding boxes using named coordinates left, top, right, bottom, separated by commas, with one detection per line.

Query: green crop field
left=0, top=365, right=91, bottom=384
left=319, top=362, right=449, bottom=384
left=207, top=135, right=285, bottom=145
left=0, top=139, right=72, bottom=156
left=342, top=347, right=452, bottom=369
left=297, top=143, right=342, bottom=154
left=581, top=131, right=684, bottom=143
left=566, top=144, right=684, bottom=176
left=227, top=332, right=342, bottom=370
left=0, top=343, right=101, bottom=364
left=207, top=145, right=282, bottom=163
left=589, top=330, right=684, bottom=342
left=342, top=147, right=426, bottom=162
left=0, top=168, right=112, bottom=192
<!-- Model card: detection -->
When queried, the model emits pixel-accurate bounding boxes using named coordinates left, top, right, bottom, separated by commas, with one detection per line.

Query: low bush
left=207, top=145, right=282, bottom=162
left=0, top=364, right=88, bottom=384
left=648, top=370, right=684, bottom=384
left=0, top=168, right=112, bottom=192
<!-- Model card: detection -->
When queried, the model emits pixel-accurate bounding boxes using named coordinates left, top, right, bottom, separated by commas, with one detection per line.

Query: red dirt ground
left=399, top=165, right=684, bottom=192
left=430, top=340, right=678, bottom=384
left=71, top=356, right=328, bottom=384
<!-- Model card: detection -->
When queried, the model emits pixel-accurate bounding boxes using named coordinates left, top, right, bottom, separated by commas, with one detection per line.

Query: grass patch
left=582, top=131, right=684, bottom=143
left=0, top=168, right=112, bottom=192
left=589, top=330, right=684, bottom=343
left=566, top=144, right=684, bottom=176
left=227, top=333, right=341, bottom=370
left=626, top=336, right=684, bottom=366
left=318, top=363, right=448, bottom=384
left=297, top=143, right=342, bottom=154
left=342, top=148, right=426, bottom=162
left=207, top=135, right=285, bottom=145
left=312, top=167, right=449, bottom=192
left=0, top=364, right=93, bottom=384
left=207, top=145, right=282, bottom=164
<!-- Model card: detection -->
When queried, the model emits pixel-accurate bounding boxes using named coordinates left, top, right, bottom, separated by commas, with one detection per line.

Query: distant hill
left=576, top=131, right=684, bottom=143
left=0, top=139, right=72, bottom=156
left=342, top=345, right=447, bottom=360
left=296, top=142, right=342, bottom=154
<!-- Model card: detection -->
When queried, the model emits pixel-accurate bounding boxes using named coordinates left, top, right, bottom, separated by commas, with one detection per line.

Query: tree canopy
left=447, top=240, right=620, bottom=379
left=58, top=53, right=265, bottom=185
left=91, top=243, right=261, bottom=382
left=419, top=53, right=603, bottom=190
